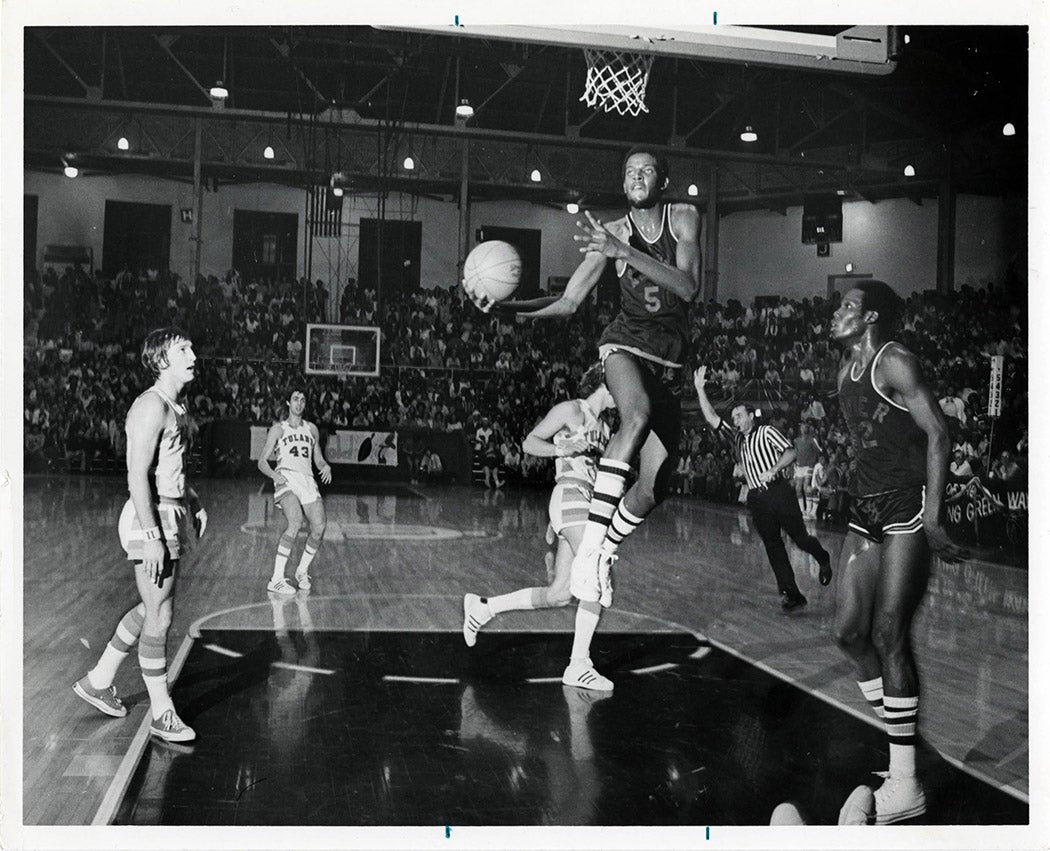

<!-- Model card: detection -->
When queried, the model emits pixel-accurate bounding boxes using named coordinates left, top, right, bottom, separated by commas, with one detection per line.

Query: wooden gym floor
left=20, top=474, right=1028, bottom=828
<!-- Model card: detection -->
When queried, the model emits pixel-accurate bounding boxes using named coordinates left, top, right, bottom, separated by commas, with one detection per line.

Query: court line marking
left=186, top=596, right=1027, bottom=804
left=90, top=634, right=195, bottom=826
left=271, top=661, right=336, bottom=675
left=383, top=675, right=460, bottom=684
left=203, top=642, right=243, bottom=658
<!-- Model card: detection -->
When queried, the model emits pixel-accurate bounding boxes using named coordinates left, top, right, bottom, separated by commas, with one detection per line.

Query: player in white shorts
left=73, top=327, right=207, bottom=744
left=257, top=389, right=333, bottom=594
left=462, top=364, right=621, bottom=691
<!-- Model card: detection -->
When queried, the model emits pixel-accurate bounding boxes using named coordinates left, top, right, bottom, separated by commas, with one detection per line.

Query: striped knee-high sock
left=604, top=499, right=646, bottom=554
left=271, top=533, right=295, bottom=581
left=857, top=676, right=885, bottom=718
left=578, top=460, right=631, bottom=553
left=88, top=603, right=145, bottom=689
left=884, top=694, right=919, bottom=777
left=139, top=632, right=174, bottom=719
left=295, top=533, right=323, bottom=576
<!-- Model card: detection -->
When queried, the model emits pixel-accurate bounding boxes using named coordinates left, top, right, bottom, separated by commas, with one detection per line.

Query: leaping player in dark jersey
left=467, top=146, right=700, bottom=689
left=830, top=280, right=968, bottom=824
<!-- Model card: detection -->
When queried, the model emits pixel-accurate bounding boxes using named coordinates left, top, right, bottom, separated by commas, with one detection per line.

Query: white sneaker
left=597, top=550, right=618, bottom=608
left=873, top=773, right=926, bottom=824
left=838, top=784, right=876, bottom=825
left=562, top=658, right=613, bottom=692
left=294, top=570, right=311, bottom=590
left=149, top=709, right=196, bottom=743
left=462, top=593, right=492, bottom=648
left=266, top=577, right=296, bottom=595
left=569, top=547, right=601, bottom=603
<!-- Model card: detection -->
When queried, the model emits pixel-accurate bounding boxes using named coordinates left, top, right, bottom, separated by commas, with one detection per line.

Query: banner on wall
left=250, top=426, right=399, bottom=466
left=944, top=475, right=1027, bottom=550
left=328, top=430, right=399, bottom=466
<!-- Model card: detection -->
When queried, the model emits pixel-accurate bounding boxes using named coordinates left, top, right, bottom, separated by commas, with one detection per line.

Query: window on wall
left=359, top=218, right=422, bottom=297
left=232, top=210, right=298, bottom=284
left=102, top=201, right=172, bottom=276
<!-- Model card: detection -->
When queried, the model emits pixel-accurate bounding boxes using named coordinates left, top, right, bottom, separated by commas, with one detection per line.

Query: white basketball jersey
left=275, top=420, right=316, bottom=476
left=142, top=386, right=190, bottom=499
left=553, top=400, right=610, bottom=486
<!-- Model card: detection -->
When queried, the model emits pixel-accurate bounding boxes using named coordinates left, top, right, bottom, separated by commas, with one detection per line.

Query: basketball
left=463, top=240, right=522, bottom=302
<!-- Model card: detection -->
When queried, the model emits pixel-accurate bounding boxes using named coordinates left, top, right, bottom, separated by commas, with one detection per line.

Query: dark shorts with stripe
left=848, top=486, right=925, bottom=543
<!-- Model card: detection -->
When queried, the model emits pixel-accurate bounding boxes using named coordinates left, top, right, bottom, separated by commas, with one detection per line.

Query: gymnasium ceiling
left=23, top=24, right=1028, bottom=212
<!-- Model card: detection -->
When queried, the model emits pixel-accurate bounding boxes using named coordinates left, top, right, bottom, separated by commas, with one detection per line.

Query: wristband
left=141, top=526, right=162, bottom=542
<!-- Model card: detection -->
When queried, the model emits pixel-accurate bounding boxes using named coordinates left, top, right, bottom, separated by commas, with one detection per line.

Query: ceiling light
left=63, top=165, right=78, bottom=178
left=209, top=81, right=229, bottom=99
left=903, top=164, right=916, bottom=177
left=263, top=146, right=275, bottom=160
left=332, top=186, right=344, bottom=198
left=530, top=169, right=542, bottom=182
left=117, top=137, right=130, bottom=151
left=845, top=263, right=854, bottom=273
left=455, top=99, right=474, bottom=119
left=1002, top=122, right=1016, bottom=137
left=904, top=34, right=911, bottom=44
left=403, top=156, right=415, bottom=170
left=740, top=125, right=758, bottom=143
left=687, top=184, right=699, bottom=197
left=566, top=202, right=580, bottom=214
left=836, top=189, right=846, bottom=196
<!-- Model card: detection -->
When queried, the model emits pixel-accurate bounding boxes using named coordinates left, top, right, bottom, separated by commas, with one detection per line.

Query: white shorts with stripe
left=793, top=465, right=813, bottom=481
left=548, top=480, right=593, bottom=536
left=118, top=497, right=191, bottom=562
left=275, top=469, right=321, bottom=507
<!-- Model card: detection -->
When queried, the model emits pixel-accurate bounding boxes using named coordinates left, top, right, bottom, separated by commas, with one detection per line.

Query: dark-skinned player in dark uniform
left=830, top=280, right=968, bottom=824
left=466, top=145, right=700, bottom=689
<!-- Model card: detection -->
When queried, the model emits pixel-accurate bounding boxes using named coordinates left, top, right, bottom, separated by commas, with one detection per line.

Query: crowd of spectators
left=25, top=264, right=1027, bottom=510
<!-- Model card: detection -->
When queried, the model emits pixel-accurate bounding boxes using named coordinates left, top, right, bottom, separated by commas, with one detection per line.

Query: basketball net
left=580, top=47, right=655, bottom=116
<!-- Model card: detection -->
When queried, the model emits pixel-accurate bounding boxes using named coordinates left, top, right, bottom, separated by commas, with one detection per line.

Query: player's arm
left=256, top=424, right=286, bottom=484
left=879, top=345, right=969, bottom=561
left=522, top=401, right=586, bottom=458
left=576, top=206, right=701, bottom=302
left=511, top=251, right=608, bottom=319
left=310, top=423, right=333, bottom=484
left=125, top=393, right=167, bottom=584
left=692, top=366, right=723, bottom=430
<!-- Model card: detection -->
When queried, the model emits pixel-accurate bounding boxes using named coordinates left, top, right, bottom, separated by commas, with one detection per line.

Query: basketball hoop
left=580, top=47, right=655, bottom=117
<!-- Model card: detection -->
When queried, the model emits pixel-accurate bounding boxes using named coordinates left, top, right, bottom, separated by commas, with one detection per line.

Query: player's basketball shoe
left=872, top=773, right=926, bottom=824
left=562, top=658, right=613, bottom=692
left=462, top=593, right=492, bottom=647
left=838, top=784, right=876, bottom=825
left=597, top=550, right=617, bottom=608
left=149, top=709, right=196, bottom=743
left=267, top=577, right=296, bottom=596
left=294, top=569, right=312, bottom=591
left=569, top=548, right=602, bottom=603
left=72, top=676, right=127, bottom=718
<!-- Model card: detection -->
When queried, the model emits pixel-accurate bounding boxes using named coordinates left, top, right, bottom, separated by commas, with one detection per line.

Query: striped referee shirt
left=715, top=419, right=792, bottom=490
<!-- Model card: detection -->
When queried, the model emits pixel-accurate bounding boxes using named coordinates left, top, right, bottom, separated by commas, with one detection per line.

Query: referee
left=694, top=366, right=832, bottom=610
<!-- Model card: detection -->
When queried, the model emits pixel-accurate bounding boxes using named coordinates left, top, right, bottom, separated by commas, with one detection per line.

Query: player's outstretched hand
left=693, top=366, right=708, bottom=393
left=319, top=464, right=333, bottom=485
left=925, top=522, right=969, bottom=564
left=462, top=277, right=496, bottom=314
left=273, top=472, right=287, bottom=487
left=574, top=211, right=627, bottom=259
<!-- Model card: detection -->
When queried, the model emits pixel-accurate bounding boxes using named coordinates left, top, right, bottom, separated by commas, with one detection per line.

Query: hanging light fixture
left=1002, top=122, right=1016, bottom=137
left=209, top=81, right=229, bottom=99
left=63, top=164, right=79, bottom=178
left=530, top=169, right=542, bottom=183
left=117, top=136, right=130, bottom=151
left=566, top=202, right=580, bottom=214
left=263, top=145, right=275, bottom=160
left=403, top=156, right=415, bottom=170
left=740, top=125, right=758, bottom=143
left=687, top=184, right=699, bottom=197
left=903, top=164, right=916, bottom=177
left=456, top=99, right=474, bottom=119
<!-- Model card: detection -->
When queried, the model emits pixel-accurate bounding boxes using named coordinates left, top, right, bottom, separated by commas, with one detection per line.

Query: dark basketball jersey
left=598, top=204, right=693, bottom=368
left=838, top=342, right=928, bottom=497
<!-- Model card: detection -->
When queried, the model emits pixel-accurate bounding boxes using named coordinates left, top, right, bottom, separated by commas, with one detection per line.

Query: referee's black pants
left=746, top=478, right=829, bottom=596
